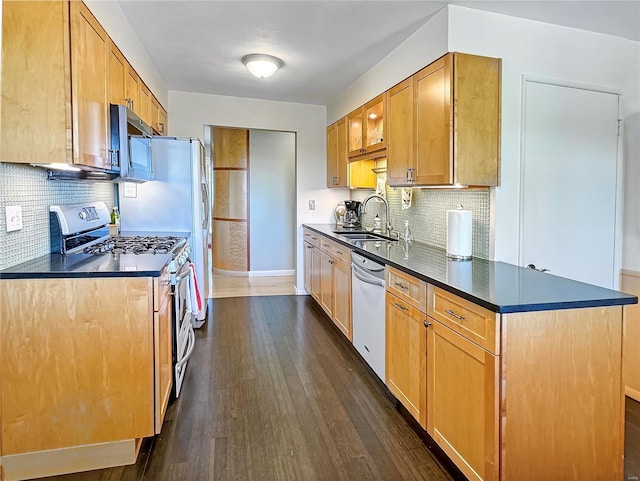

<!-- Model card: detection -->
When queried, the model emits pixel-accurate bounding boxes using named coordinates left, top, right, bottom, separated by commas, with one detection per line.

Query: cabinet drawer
left=321, top=237, right=351, bottom=264
left=303, top=228, right=321, bottom=248
left=427, top=285, right=500, bottom=354
left=153, top=266, right=171, bottom=312
left=386, top=266, right=427, bottom=312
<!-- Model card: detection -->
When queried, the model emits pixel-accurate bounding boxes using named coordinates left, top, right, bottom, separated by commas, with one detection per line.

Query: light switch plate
left=123, top=183, right=137, bottom=198
left=6, top=205, right=23, bottom=232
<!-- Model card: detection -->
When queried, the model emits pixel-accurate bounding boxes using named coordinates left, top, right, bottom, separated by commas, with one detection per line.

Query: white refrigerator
left=119, top=137, right=211, bottom=323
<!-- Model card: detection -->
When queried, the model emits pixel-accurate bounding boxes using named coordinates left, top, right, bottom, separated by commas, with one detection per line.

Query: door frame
left=518, top=75, right=623, bottom=288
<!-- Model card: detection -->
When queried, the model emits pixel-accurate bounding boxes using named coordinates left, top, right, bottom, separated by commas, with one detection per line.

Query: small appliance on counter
left=343, top=200, right=362, bottom=228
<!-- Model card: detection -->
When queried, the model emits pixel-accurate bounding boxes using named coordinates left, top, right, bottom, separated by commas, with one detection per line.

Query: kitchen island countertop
left=304, top=223, right=637, bottom=314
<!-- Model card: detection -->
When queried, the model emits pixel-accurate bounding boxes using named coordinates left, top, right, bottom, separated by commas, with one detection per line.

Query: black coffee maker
left=343, top=201, right=362, bottom=227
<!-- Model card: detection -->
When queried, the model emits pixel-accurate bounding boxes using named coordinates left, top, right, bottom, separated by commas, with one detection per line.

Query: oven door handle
left=175, top=262, right=192, bottom=283
left=176, top=326, right=196, bottom=372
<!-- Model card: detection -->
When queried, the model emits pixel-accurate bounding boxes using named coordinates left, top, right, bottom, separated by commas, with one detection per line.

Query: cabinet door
left=1, top=1, right=71, bottom=165
left=303, top=241, right=313, bottom=293
left=70, top=1, right=110, bottom=170
left=326, top=122, right=338, bottom=187
left=108, top=42, right=127, bottom=106
left=415, top=54, right=453, bottom=185
left=126, top=67, right=140, bottom=114
left=139, top=83, right=152, bottom=126
left=151, top=96, right=161, bottom=134
left=387, top=77, right=414, bottom=185
left=158, top=107, right=168, bottom=135
left=320, top=251, right=334, bottom=318
left=363, top=93, right=386, bottom=154
left=427, top=318, right=499, bottom=481
left=347, top=106, right=365, bottom=157
left=385, top=292, right=427, bottom=428
left=310, top=246, right=322, bottom=302
left=335, top=117, right=348, bottom=187
left=332, top=259, right=352, bottom=340
left=154, top=291, right=173, bottom=434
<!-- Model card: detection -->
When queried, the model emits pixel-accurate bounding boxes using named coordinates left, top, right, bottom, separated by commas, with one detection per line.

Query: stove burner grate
left=84, top=236, right=184, bottom=256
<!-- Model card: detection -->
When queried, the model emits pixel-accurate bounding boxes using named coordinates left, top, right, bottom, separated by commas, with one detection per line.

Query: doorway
left=206, top=126, right=297, bottom=297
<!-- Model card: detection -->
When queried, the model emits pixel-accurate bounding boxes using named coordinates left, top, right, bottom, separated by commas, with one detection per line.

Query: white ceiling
left=117, top=0, right=640, bottom=105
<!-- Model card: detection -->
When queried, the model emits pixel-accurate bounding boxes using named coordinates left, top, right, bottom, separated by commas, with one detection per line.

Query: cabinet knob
left=423, top=320, right=432, bottom=328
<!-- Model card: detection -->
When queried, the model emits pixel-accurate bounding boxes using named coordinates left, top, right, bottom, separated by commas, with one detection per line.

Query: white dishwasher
left=351, top=252, right=386, bottom=381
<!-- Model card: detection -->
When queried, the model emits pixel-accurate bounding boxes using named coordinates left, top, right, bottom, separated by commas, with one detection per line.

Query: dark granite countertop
left=0, top=230, right=191, bottom=279
left=0, top=252, right=172, bottom=279
left=304, top=224, right=638, bottom=314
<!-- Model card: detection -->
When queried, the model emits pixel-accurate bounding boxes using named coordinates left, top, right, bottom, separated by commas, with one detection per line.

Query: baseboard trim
left=295, top=286, right=309, bottom=295
left=248, top=269, right=295, bottom=278
left=1, top=439, right=139, bottom=481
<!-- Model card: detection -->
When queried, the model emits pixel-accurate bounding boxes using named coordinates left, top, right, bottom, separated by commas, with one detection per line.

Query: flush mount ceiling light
left=242, top=54, right=283, bottom=79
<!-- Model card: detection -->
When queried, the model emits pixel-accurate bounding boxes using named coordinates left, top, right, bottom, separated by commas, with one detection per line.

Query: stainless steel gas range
left=50, top=201, right=196, bottom=398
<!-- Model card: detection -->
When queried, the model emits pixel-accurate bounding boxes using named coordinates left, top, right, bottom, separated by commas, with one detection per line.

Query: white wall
left=326, top=8, right=449, bottom=124
left=85, top=0, right=168, bottom=107
left=249, top=130, right=296, bottom=273
left=168, top=90, right=348, bottom=292
left=448, top=6, right=640, bottom=269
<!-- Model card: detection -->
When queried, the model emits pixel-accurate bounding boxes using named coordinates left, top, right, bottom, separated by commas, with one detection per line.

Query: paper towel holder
left=446, top=204, right=473, bottom=261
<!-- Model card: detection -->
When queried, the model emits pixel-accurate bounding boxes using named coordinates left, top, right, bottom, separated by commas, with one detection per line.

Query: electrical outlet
left=6, top=205, right=23, bottom=232
left=308, top=200, right=316, bottom=211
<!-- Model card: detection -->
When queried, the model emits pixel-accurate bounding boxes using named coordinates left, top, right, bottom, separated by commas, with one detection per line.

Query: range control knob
left=78, top=210, right=88, bottom=219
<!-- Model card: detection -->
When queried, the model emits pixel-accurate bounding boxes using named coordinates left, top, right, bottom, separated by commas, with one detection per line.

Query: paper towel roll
left=446, top=207, right=472, bottom=260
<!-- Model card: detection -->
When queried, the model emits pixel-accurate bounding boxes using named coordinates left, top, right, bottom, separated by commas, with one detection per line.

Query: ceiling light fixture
left=242, top=54, right=283, bottom=79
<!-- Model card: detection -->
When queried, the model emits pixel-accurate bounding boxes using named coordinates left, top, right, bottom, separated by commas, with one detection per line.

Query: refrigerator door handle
left=201, top=183, right=209, bottom=231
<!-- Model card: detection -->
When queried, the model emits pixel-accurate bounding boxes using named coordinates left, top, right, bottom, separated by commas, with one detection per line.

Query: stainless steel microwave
left=109, top=104, right=154, bottom=182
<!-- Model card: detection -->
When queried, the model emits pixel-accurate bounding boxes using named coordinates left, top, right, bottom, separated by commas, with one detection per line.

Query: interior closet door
left=520, top=80, right=620, bottom=288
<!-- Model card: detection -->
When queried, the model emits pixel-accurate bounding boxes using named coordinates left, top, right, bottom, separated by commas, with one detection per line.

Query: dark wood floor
left=37, top=296, right=640, bottom=481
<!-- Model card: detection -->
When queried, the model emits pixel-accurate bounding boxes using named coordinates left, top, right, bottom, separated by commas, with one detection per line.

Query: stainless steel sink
left=334, top=231, right=397, bottom=241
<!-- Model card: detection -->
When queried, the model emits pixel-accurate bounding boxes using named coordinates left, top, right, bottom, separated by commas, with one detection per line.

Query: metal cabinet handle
left=445, top=309, right=465, bottom=321
left=336, top=250, right=343, bottom=255
left=423, top=320, right=432, bottom=328
left=394, top=282, right=408, bottom=290
left=394, top=302, right=408, bottom=312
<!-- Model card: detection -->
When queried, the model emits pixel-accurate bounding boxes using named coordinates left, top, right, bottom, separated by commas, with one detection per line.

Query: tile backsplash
left=353, top=186, right=491, bottom=259
left=0, top=163, right=116, bottom=270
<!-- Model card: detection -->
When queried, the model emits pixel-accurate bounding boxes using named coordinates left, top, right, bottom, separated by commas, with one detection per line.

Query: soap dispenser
left=402, top=220, right=412, bottom=243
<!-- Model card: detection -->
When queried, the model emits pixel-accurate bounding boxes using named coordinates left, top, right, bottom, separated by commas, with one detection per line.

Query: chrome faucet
left=362, top=194, right=393, bottom=235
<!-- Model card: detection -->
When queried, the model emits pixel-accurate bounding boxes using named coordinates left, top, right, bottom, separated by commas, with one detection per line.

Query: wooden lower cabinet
left=153, top=275, right=173, bottom=434
left=0, top=275, right=172, bottom=480
left=385, top=292, right=427, bottom=428
left=332, top=258, right=352, bottom=340
left=303, top=231, right=352, bottom=340
left=426, top=318, right=499, bottom=481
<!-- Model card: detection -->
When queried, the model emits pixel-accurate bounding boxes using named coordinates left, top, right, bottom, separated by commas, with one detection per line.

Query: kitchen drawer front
left=387, top=266, right=427, bottom=312
left=303, top=228, right=321, bottom=248
left=320, top=237, right=351, bottom=264
left=427, top=285, right=500, bottom=354
left=153, top=266, right=171, bottom=312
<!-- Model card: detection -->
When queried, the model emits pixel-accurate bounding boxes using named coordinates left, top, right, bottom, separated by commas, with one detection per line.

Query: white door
left=520, top=80, right=620, bottom=289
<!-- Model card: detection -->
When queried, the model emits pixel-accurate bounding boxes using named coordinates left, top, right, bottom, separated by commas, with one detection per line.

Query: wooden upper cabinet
left=326, top=122, right=338, bottom=187
left=1, top=1, right=71, bottom=164
left=139, top=83, right=152, bottom=126
left=347, top=93, right=386, bottom=158
left=70, top=1, right=110, bottom=170
left=126, top=67, right=140, bottom=114
left=387, top=52, right=501, bottom=187
left=387, top=77, right=415, bottom=186
left=150, top=96, right=168, bottom=135
left=108, top=41, right=127, bottom=106
left=326, top=117, right=352, bottom=188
